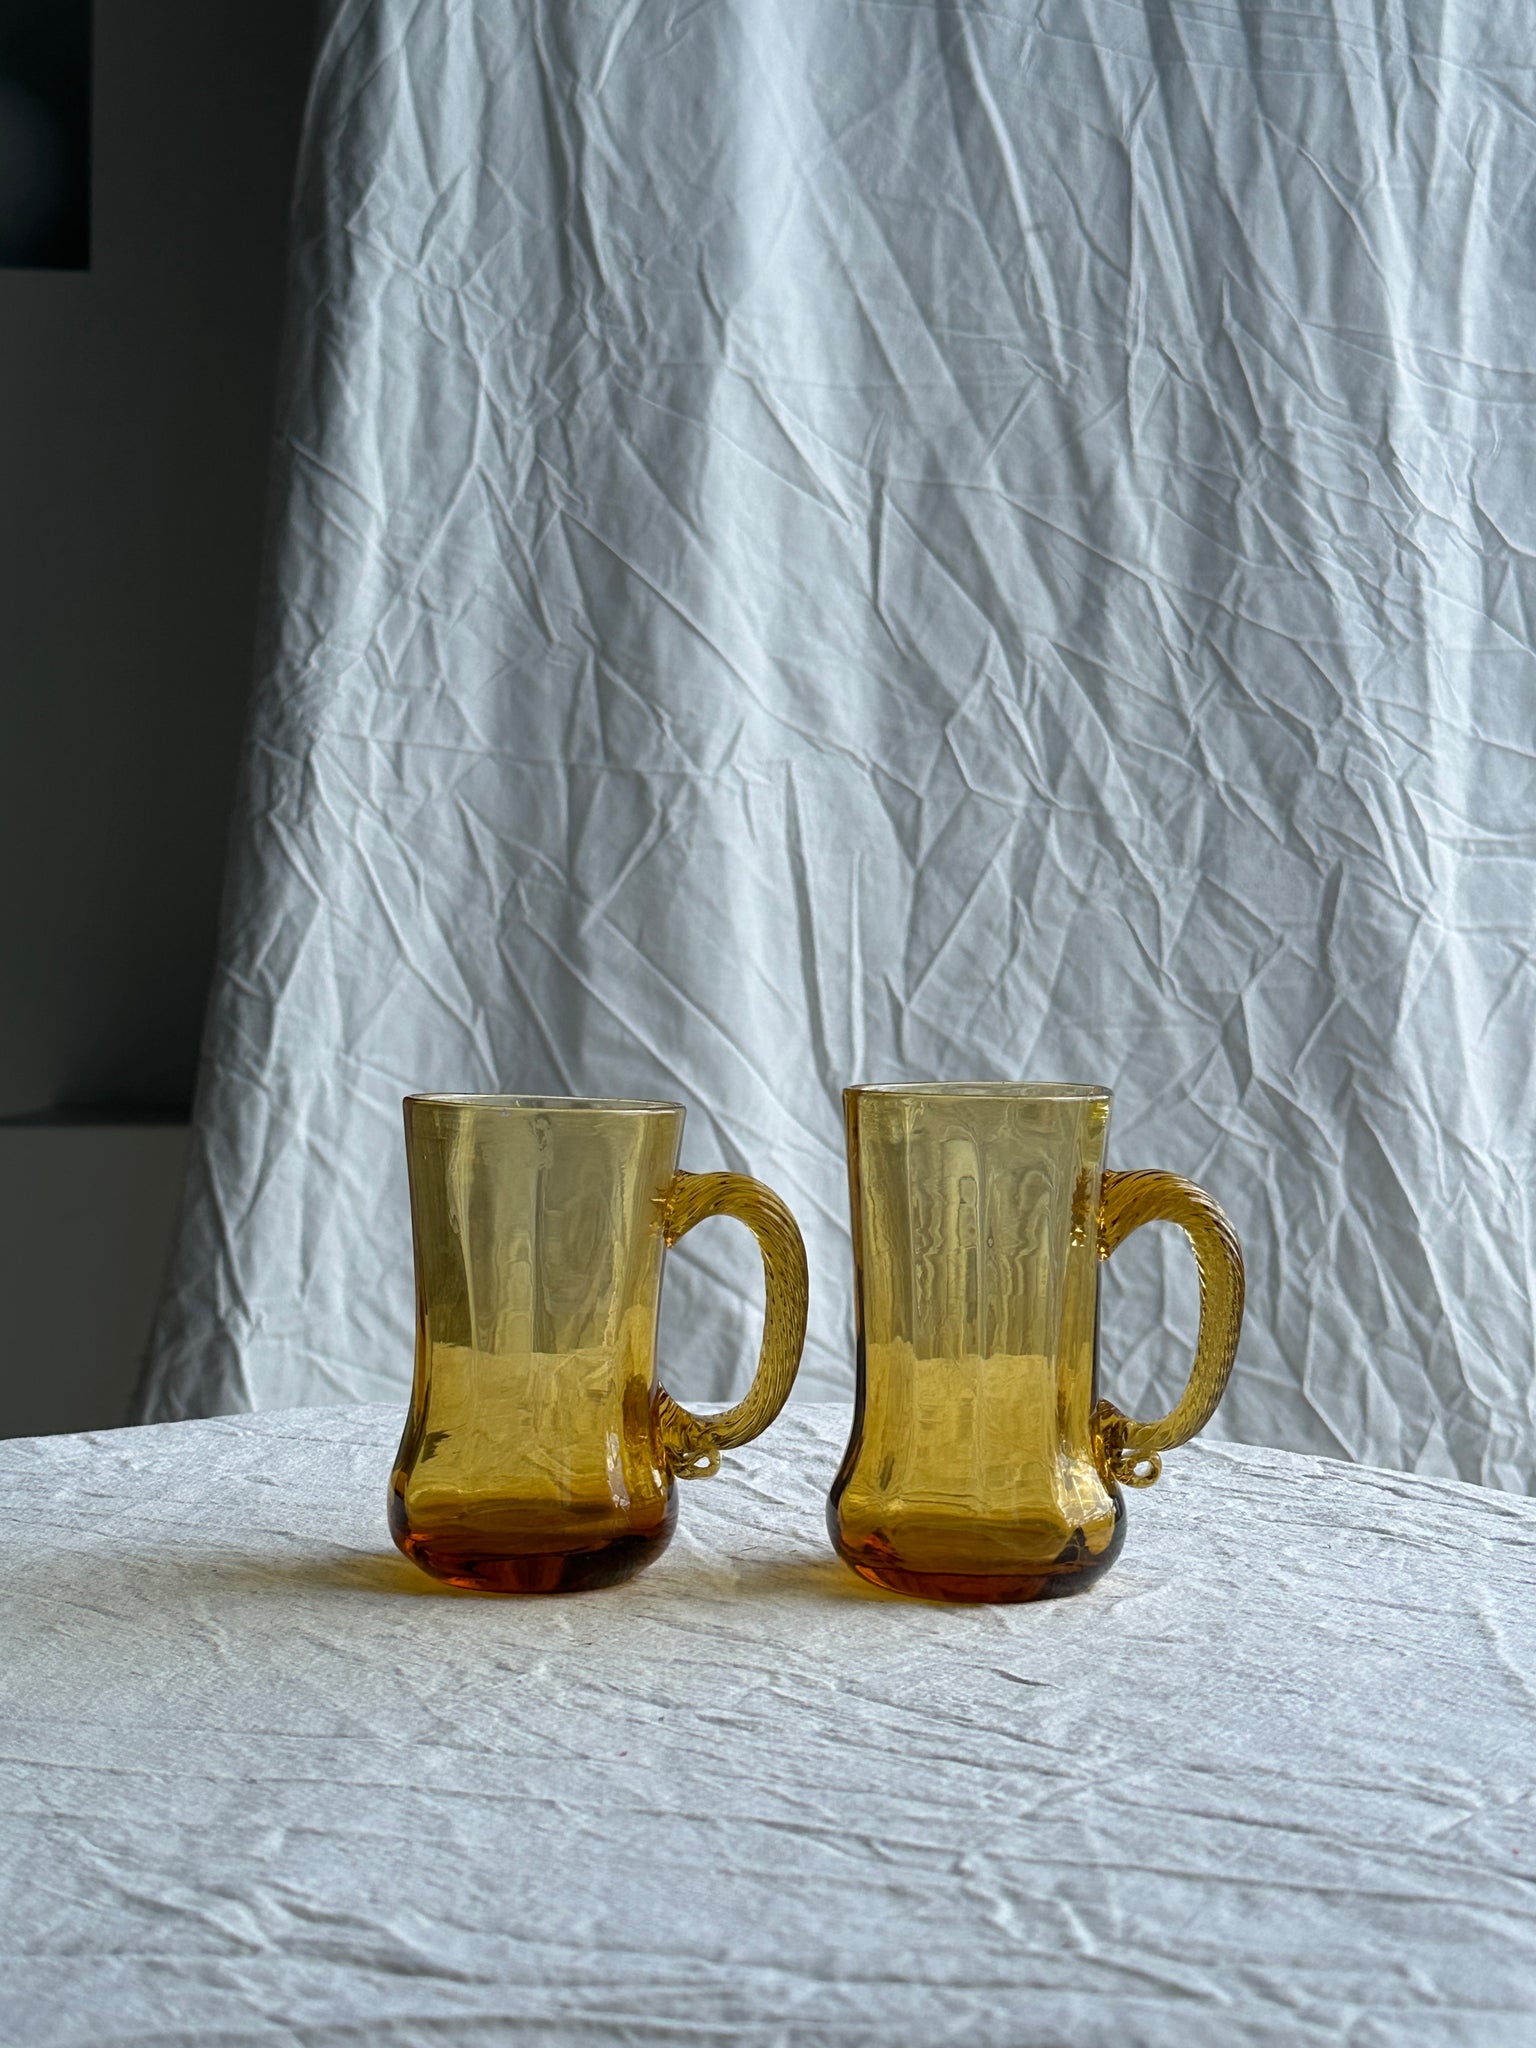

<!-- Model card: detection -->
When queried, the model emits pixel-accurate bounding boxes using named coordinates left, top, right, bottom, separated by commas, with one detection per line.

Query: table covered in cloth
left=3, top=1403, right=1533, bottom=2044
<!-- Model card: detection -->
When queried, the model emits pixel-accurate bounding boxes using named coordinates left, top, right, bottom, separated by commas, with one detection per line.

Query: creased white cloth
left=4, top=1403, right=1535, bottom=2045
left=140, top=0, right=1536, bottom=1488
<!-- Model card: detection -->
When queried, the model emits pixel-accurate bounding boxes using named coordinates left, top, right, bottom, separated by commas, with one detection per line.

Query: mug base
left=831, top=1501, right=1126, bottom=1605
left=842, top=1555, right=1110, bottom=1604
left=390, top=1492, right=678, bottom=1594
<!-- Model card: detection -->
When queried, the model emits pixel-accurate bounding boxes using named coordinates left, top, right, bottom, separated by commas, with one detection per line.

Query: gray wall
left=0, top=0, right=318, bottom=1432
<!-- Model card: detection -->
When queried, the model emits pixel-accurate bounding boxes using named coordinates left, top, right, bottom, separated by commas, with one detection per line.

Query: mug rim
left=844, top=1080, right=1111, bottom=1102
left=405, top=1092, right=684, bottom=1116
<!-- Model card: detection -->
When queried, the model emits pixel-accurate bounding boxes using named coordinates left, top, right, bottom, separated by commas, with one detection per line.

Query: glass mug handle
left=1093, top=1170, right=1245, bottom=1490
left=652, top=1170, right=810, bottom=1480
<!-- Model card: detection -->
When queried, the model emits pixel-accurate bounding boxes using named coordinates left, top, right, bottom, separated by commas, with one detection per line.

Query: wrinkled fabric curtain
left=139, top=0, right=1536, bottom=1491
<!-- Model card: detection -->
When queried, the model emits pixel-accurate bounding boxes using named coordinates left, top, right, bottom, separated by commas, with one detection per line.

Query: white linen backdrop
left=137, top=0, right=1536, bottom=1491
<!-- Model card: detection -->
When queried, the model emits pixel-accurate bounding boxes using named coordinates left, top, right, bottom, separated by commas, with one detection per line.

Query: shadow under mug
left=389, top=1095, right=809, bottom=1593
left=829, top=1083, right=1245, bottom=1604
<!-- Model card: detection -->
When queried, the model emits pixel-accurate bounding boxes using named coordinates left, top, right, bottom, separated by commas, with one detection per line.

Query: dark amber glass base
left=389, top=1490, right=677, bottom=1594
left=831, top=1502, right=1126, bottom=1605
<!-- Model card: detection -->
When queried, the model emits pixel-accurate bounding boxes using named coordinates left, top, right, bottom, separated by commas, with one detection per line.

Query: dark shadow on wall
left=0, top=0, right=319, bottom=1118
left=0, top=0, right=92, bottom=270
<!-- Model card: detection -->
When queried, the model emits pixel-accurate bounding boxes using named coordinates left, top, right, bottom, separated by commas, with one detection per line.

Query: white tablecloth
left=4, top=1404, right=1534, bottom=2044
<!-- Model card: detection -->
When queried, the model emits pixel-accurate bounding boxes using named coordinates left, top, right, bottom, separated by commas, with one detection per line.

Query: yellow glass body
left=391, top=1096, right=808, bottom=1594
left=829, top=1084, right=1244, bottom=1604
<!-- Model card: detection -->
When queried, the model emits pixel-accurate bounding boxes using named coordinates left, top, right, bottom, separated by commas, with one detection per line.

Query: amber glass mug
left=829, top=1083, right=1244, bottom=1604
left=390, top=1095, right=808, bottom=1593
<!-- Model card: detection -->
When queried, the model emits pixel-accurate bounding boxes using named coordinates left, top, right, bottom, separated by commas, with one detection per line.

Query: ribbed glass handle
left=653, top=1170, right=809, bottom=1479
left=1093, top=1170, right=1245, bottom=1490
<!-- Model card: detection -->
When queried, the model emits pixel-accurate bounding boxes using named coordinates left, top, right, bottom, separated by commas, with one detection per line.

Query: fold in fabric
left=140, top=0, right=1536, bottom=1490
